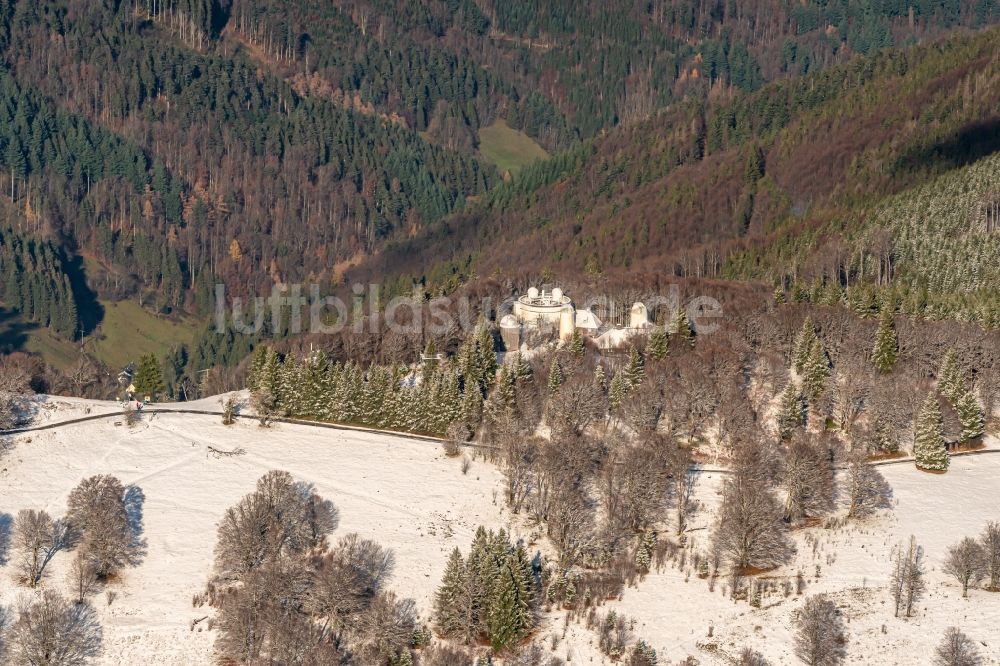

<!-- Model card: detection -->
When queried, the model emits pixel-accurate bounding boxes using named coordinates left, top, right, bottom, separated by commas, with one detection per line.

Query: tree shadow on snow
left=124, top=485, right=148, bottom=565
left=0, top=512, right=11, bottom=565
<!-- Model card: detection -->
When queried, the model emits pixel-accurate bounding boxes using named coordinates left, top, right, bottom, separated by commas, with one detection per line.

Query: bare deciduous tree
left=781, top=436, right=835, bottom=526
left=12, top=509, right=55, bottom=587
left=889, top=536, right=924, bottom=617
left=737, top=647, right=771, bottom=666
left=713, top=447, right=793, bottom=572
left=214, top=471, right=338, bottom=579
left=214, top=557, right=315, bottom=664
left=794, top=595, right=847, bottom=666
left=307, top=533, right=396, bottom=638
left=943, top=537, right=987, bottom=598
left=7, top=591, right=102, bottom=666
left=547, top=372, right=607, bottom=438
left=0, top=362, right=31, bottom=431
left=617, top=375, right=664, bottom=435
left=501, top=436, right=538, bottom=514
left=532, top=437, right=600, bottom=565
left=251, top=387, right=278, bottom=427
left=509, top=643, right=565, bottom=666
left=604, top=443, right=670, bottom=535
left=68, top=550, right=100, bottom=604
left=981, top=521, right=1000, bottom=590
left=349, top=590, right=415, bottom=664
left=933, top=627, right=983, bottom=666
left=844, top=451, right=892, bottom=518
left=664, top=440, right=695, bottom=535
left=67, top=475, right=134, bottom=578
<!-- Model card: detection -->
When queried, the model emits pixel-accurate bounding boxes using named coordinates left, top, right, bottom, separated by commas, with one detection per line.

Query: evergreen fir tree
left=802, top=337, right=829, bottom=402
left=513, top=353, right=532, bottom=381
left=647, top=326, right=669, bottom=361
left=568, top=328, right=585, bottom=358
left=608, top=369, right=628, bottom=411
left=493, top=364, right=516, bottom=410
left=274, top=356, right=302, bottom=415
left=246, top=346, right=269, bottom=393
left=913, top=392, right=949, bottom=472
left=872, top=308, right=899, bottom=373
left=485, top=539, right=534, bottom=652
left=623, top=346, right=645, bottom=388
left=594, top=364, right=608, bottom=392
left=631, top=640, right=658, bottom=666
left=458, top=335, right=481, bottom=391
left=956, top=389, right=985, bottom=442
left=777, top=382, right=804, bottom=439
left=820, top=280, right=843, bottom=306
left=671, top=307, right=694, bottom=346
left=547, top=358, right=564, bottom=395
left=773, top=285, right=786, bottom=305
left=793, top=317, right=817, bottom=373
left=389, top=650, right=413, bottom=666
left=421, top=339, right=439, bottom=383
left=435, top=548, right=470, bottom=639
left=303, top=350, right=329, bottom=418
left=132, top=353, right=165, bottom=398
left=937, top=349, right=965, bottom=403
left=461, top=380, right=484, bottom=428
left=476, top=321, right=498, bottom=388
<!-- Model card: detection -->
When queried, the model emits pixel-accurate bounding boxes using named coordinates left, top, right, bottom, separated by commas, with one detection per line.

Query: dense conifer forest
left=0, top=0, right=998, bottom=391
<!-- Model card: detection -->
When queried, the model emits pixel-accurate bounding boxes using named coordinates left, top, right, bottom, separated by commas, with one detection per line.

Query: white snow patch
left=0, top=407, right=511, bottom=665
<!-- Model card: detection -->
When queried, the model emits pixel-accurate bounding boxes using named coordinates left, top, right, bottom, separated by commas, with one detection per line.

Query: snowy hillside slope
left=0, top=406, right=510, bottom=665
left=566, top=458, right=1000, bottom=665
left=1, top=397, right=999, bottom=664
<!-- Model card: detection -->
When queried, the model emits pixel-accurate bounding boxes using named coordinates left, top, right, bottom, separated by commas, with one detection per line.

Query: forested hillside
left=0, top=0, right=998, bottom=381
left=368, top=26, right=1000, bottom=326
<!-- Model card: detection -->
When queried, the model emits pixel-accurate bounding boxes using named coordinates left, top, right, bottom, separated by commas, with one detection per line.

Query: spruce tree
left=458, top=335, right=481, bottom=391
left=568, top=328, right=585, bottom=358
left=246, top=345, right=270, bottom=392
left=623, top=346, right=644, bottom=388
left=275, top=356, right=302, bottom=415
left=513, top=353, right=532, bottom=381
left=801, top=337, right=829, bottom=402
left=493, top=364, right=516, bottom=410
left=435, top=548, right=470, bottom=639
left=937, top=349, right=965, bottom=403
left=647, top=326, right=669, bottom=361
left=594, top=364, right=608, bottom=392
left=608, top=370, right=628, bottom=411
left=133, top=353, right=165, bottom=398
left=422, top=339, right=439, bottom=383
left=872, top=309, right=898, bottom=373
left=777, top=382, right=804, bottom=439
left=913, top=392, right=949, bottom=472
left=793, top=317, right=817, bottom=373
left=671, top=307, right=694, bottom=346
left=955, top=389, right=985, bottom=442
left=476, top=321, right=498, bottom=388
left=258, top=347, right=281, bottom=400
left=484, top=539, right=535, bottom=652
left=631, top=640, right=658, bottom=666
left=461, top=380, right=484, bottom=427
left=547, top=358, right=564, bottom=395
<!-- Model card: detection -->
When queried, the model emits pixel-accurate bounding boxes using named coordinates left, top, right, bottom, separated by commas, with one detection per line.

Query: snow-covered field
left=0, top=405, right=510, bottom=665
left=1, top=397, right=999, bottom=664
left=591, top=457, right=1000, bottom=665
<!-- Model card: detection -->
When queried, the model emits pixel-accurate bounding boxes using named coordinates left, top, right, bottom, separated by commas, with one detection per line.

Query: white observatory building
left=501, top=285, right=652, bottom=351
left=511, top=287, right=576, bottom=341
